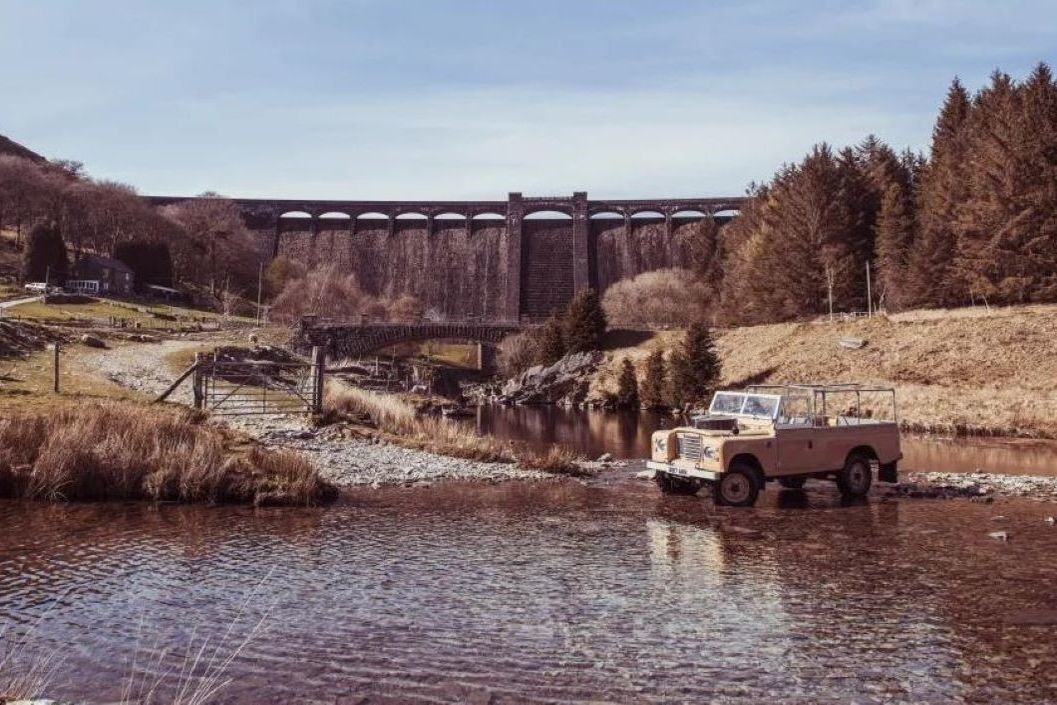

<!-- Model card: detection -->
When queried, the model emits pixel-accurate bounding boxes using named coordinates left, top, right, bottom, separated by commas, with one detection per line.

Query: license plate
left=667, top=466, right=688, bottom=477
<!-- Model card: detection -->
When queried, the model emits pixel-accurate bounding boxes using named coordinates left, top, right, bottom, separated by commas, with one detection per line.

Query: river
left=469, top=405, right=1057, bottom=475
left=4, top=409, right=1057, bottom=704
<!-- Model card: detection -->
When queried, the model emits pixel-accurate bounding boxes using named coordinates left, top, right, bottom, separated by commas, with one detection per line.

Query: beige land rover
left=648, top=384, right=902, bottom=506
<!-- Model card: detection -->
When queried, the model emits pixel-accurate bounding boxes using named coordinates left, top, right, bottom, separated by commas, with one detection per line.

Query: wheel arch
left=847, top=445, right=879, bottom=465
left=727, top=453, right=765, bottom=489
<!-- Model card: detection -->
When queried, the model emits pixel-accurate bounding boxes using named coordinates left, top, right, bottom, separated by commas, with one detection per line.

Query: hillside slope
left=591, top=304, right=1057, bottom=438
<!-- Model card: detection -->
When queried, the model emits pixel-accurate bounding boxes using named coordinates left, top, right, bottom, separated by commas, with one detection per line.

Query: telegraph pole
left=866, top=261, right=873, bottom=317
left=256, top=260, right=264, bottom=326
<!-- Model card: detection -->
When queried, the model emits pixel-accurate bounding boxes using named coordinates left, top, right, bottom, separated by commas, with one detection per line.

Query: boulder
left=499, top=351, right=602, bottom=405
left=79, top=334, right=106, bottom=349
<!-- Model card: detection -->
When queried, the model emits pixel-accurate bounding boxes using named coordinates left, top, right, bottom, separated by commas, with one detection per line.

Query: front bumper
left=647, top=460, right=719, bottom=481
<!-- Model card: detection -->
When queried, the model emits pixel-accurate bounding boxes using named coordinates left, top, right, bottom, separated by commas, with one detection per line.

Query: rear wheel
left=655, top=472, right=699, bottom=496
left=778, top=475, right=807, bottom=490
left=837, top=453, right=873, bottom=497
left=715, top=464, right=759, bottom=507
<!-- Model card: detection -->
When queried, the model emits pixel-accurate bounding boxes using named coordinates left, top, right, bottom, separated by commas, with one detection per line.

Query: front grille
left=677, top=433, right=703, bottom=461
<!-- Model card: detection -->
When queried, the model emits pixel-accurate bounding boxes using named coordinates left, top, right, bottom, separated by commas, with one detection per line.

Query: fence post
left=52, top=342, right=60, bottom=393
left=193, top=352, right=204, bottom=409
left=311, top=345, right=325, bottom=414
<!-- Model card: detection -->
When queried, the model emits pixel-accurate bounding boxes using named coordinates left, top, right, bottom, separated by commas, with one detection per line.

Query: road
left=0, top=294, right=41, bottom=310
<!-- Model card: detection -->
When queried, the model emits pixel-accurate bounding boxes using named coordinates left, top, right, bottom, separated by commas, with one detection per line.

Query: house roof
left=76, top=254, right=134, bottom=275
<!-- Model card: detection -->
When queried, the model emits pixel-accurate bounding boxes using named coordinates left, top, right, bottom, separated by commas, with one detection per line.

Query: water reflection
left=3, top=484, right=1057, bottom=704
left=472, top=405, right=1057, bottom=475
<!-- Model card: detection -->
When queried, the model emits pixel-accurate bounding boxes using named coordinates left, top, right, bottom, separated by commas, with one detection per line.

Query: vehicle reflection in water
left=5, top=477, right=1057, bottom=704
left=471, top=405, right=1057, bottom=475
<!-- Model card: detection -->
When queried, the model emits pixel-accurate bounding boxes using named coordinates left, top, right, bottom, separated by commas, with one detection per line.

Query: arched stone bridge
left=295, top=319, right=523, bottom=361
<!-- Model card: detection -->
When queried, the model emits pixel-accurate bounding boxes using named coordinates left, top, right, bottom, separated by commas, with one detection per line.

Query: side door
left=775, top=426, right=822, bottom=474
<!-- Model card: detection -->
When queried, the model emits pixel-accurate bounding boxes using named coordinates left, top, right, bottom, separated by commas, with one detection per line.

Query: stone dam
left=147, top=191, right=747, bottom=322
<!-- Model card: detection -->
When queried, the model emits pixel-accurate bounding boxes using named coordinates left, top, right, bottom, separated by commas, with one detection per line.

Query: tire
left=715, top=464, right=760, bottom=507
left=778, top=475, right=807, bottom=490
left=655, top=472, right=699, bottom=496
left=837, top=452, right=873, bottom=497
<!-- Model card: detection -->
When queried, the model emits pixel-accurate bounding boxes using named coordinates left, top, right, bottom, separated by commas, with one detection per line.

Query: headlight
left=654, top=437, right=667, bottom=452
left=702, top=446, right=718, bottom=460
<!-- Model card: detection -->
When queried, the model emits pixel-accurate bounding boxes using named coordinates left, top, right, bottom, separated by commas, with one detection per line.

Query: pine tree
left=616, top=357, right=639, bottom=409
left=669, top=322, right=721, bottom=407
left=641, top=349, right=667, bottom=409
left=564, top=288, right=607, bottom=353
left=536, top=312, right=567, bottom=366
left=905, top=78, right=973, bottom=308
left=873, top=181, right=914, bottom=310
left=21, top=221, right=68, bottom=283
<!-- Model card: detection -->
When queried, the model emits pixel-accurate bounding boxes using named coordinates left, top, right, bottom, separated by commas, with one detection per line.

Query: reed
left=0, top=402, right=336, bottom=505
left=324, top=382, right=585, bottom=474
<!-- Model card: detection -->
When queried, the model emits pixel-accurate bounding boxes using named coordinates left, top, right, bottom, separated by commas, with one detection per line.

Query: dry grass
left=324, top=382, right=585, bottom=474
left=0, top=402, right=336, bottom=504
left=588, top=302, right=1057, bottom=438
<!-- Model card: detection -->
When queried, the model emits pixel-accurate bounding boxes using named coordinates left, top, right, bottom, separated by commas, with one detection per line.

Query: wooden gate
left=190, top=347, right=324, bottom=416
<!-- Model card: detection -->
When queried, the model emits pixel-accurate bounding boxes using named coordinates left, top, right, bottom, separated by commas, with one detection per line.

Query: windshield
left=708, top=392, right=780, bottom=419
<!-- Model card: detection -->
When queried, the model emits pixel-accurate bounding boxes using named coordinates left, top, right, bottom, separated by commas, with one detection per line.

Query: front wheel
left=655, top=472, right=699, bottom=496
left=715, top=466, right=759, bottom=507
left=837, top=453, right=873, bottom=497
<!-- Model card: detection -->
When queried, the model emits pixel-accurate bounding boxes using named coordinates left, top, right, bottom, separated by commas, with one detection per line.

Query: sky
left=2, top=0, right=1055, bottom=200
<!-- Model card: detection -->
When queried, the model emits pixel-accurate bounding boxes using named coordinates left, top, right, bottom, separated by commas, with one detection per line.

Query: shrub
left=497, top=329, right=540, bottom=377
left=601, top=268, right=710, bottom=329
left=536, top=313, right=567, bottom=366
left=564, top=288, right=607, bottom=353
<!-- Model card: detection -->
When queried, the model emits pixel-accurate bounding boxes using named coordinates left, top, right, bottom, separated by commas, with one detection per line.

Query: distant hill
left=0, top=134, right=45, bottom=163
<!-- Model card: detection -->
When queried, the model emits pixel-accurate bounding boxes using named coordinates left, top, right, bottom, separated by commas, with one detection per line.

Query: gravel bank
left=82, top=340, right=546, bottom=487
left=892, top=471, right=1057, bottom=502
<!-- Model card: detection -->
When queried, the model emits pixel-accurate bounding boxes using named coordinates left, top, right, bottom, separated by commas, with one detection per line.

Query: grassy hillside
left=592, top=304, right=1057, bottom=438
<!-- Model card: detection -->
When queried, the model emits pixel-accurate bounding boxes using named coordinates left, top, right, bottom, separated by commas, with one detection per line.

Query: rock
left=991, top=515, right=1008, bottom=522
left=499, top=351, right=602, bottom=405
left=634, top=470, right=655, bottom=480
left=1045, top=516, right=1055, bottom=525
left=596, top=452, right=613, bottom=463
left=79, top=334, right=106, bottom=348
left=988, top=531, right=1010, bottom=541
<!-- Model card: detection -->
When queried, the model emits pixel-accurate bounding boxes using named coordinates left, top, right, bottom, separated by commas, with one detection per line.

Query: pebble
left=1046, top=516, right=1055, bottom=525
left=988, top=531, right=1011, bottom=541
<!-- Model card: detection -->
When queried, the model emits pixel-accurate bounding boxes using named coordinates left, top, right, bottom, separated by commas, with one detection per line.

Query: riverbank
left=588, top=302, right=1057, bottom=439
left=79, top=338, right=558, bottom=488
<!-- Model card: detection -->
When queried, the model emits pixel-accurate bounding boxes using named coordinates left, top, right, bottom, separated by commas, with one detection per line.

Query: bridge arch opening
left=318, top=211, right=352, bottom=220
left=630, top=210, right=665, bottom=219
left=714, top=208, right=741, bottom=219
left=395, top=212, right=428, bottom=220
left=471, top=212, right=505, bottom=220
left=524, top=210, right=572, bottom=220
left=278, top=211, right=313, bottom=219
left=435, top=212, right=467, bottom=220
left=589, top=211, right=624, bottom=220
left=356, top=212, right=391, bottom=220
left=671, top=209, right=708, bottom=218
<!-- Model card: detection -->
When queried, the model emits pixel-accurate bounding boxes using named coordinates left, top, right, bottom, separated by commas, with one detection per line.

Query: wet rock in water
left=79, top=334, right=106, bottom=348
left=1045, top=516, right=1055, bottom=525
left=725, top=525, right=764, bottom=539
left=634, top=469, right=655, bottom=480
left=988, top=531, right=1011, bottom=541
left=596, top=452, right=613, bottom=463
left=991, top=515, right=1008, bottom=522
